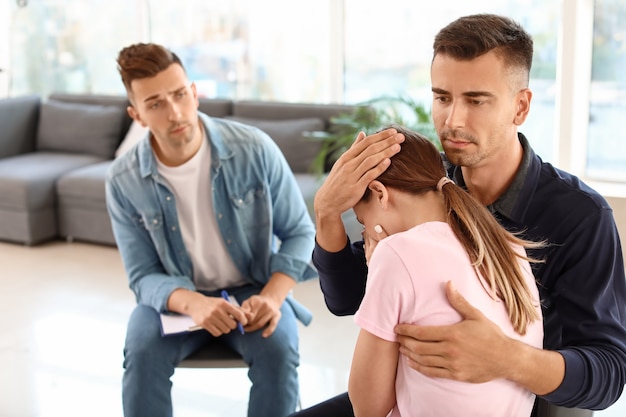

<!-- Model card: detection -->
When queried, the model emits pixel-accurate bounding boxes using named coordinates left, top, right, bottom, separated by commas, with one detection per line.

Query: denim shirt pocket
left=137, top=213, right=163, bottom=230
left=231, top=186, right=270, bottom=229
left=134, top=212, right=169, bottom=254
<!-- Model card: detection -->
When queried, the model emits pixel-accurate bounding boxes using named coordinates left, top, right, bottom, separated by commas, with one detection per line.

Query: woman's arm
left=349, top=329, right=399, bottom=417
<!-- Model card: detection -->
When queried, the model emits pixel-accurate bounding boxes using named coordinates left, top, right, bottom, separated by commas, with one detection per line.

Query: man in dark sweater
left=292, top=14, right=626, bottom=417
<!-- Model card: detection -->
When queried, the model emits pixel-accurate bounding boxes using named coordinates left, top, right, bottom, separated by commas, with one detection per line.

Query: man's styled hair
left=116, top=43, right=185, bottom=95
left=433, top=14, right=533, bottom=86
left=362, top=125, right=542, bottom=335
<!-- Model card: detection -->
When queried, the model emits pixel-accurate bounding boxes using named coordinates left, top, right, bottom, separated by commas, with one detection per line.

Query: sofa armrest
left=0, top=95, right=40, bottom=158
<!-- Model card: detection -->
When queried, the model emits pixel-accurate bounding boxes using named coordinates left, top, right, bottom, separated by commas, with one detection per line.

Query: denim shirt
left=105, top=113, right=317, bottom=324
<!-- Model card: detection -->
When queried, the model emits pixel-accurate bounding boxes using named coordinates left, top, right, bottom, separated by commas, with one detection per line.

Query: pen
left=221, top=290, right=245, bottom=334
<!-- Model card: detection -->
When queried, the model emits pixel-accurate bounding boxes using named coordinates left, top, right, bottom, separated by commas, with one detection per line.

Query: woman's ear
left=368, top=180, right=389, bottom=210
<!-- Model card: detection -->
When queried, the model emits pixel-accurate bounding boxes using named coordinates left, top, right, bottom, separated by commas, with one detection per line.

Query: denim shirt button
left=171, top=226, right=176, bottom=231
left=166, top=196, right=171, bottom=201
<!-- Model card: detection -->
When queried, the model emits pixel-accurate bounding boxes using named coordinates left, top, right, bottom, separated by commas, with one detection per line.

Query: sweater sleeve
left=312, top=238, right=368, bottom=316
left=539, top=208, right=626, bottom=409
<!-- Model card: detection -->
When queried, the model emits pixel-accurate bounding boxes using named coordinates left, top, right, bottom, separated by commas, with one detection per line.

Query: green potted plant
left=308, top=95, right=441, bottom=175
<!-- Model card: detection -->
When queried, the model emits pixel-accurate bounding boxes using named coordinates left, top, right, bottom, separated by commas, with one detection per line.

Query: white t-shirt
left=156, top=135, right=247, bottom=291
left=355, top=221, right=543, bottom=417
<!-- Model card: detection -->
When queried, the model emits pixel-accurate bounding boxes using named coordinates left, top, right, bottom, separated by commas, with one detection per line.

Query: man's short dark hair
left=433, top=14, right=533, bottom=86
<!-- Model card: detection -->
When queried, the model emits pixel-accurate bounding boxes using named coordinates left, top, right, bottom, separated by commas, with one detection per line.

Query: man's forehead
left=129, top=64, right=188, bottom=102
left=431, top=53, right=506, bottom=94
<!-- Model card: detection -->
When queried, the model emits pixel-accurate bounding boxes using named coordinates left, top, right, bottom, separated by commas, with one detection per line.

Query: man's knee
left=123, top=305, right=173, bottom=368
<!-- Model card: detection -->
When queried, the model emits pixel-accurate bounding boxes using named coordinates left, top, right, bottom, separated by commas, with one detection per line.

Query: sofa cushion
left=0, top=95, right=40, bottom=158
left=36, top=100, right=127, bottom=158
left=225, top=116, right=324, bottom=173
left=56, top=160, right=112, bottom=207
left=56, top=161, right=116, bottom=246
left=0, top=152, right=105, bottom=211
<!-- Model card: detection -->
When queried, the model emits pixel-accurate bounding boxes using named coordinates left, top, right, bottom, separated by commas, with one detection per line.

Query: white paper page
left=159, top=313, right=201, bottom=336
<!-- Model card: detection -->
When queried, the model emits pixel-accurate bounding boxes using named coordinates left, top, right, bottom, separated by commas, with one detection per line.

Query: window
left=343, top=0, right=559, bottom=162
left=3, top=0, right=626, bottom=183
left=8, top=0, right=142, bottom=96
left=587, top=0, right=626, bottom=181
left=148, top=0, right=333, bottom=102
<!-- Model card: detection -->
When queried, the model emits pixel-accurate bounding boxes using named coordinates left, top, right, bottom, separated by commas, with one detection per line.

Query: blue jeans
left=122, top=286, right=301, bottom=417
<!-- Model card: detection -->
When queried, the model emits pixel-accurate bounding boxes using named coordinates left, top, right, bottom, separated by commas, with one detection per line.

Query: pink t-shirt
left=354, top=222, right=543, bottom=417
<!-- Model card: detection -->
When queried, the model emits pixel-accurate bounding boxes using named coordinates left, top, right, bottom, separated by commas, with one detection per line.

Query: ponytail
left=439, top=179, right=542, bottom=335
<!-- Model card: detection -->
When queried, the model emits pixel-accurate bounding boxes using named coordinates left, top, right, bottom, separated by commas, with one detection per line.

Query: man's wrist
left=261, top=272, right=296, bottom=306
left=167, top=288, right=203, bottom=315
left=314, top=210, right=350, bottom=251
left=505, top=338, right=565, bottom=396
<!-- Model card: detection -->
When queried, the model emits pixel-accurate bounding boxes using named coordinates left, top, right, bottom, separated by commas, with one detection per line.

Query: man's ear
left=127, top=106, right=147, bottom=128
left=513, top=88, right=532, bottom=126
left=368, top=180, right=389, bottom=209
left=190, top=82, right=200, bottom=108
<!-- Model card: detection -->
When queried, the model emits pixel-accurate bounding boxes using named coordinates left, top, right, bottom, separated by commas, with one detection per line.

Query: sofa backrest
left=232, top=100, right=355, bottom=130
left=0, top=95, right=41, bottom=158
left=227, top=100, right=355, bottom=173
left=36, top=93, right=354, bottom=172
left=198, top=98, right=233, bottom=118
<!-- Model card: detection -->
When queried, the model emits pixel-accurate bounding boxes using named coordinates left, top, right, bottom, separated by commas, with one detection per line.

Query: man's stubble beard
left=440, top=128, right=483, bottom=168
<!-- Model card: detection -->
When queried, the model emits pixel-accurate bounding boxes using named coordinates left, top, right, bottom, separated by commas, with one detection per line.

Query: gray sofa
left=0, top=93, right=362, bottom=246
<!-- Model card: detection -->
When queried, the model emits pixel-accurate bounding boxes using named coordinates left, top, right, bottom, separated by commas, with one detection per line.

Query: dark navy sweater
left=313, top=134, right=626, bottom=410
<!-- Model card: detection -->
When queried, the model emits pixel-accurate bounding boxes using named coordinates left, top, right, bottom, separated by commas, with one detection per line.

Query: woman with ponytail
left=348, top=126, right=543, bottom=417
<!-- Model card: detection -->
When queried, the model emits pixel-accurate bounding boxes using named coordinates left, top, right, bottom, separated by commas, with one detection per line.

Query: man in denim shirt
left=106, top=43, right=317, bottom=417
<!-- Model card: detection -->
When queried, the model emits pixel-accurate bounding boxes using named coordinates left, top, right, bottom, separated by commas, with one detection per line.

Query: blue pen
left=221, top=290, right=245, bottom=334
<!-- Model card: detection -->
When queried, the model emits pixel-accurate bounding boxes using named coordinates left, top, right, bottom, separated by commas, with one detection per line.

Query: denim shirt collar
left=136, top=112, right=234, bottom=178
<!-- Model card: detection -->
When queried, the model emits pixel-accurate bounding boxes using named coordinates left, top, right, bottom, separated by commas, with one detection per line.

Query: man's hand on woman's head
left=313, top=129, right=404, bottom=253
left=314, top=129, right=404, bottom=220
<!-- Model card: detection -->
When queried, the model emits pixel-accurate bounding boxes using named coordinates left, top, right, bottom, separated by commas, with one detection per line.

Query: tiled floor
left=1, top=240, right=624, bottom=417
